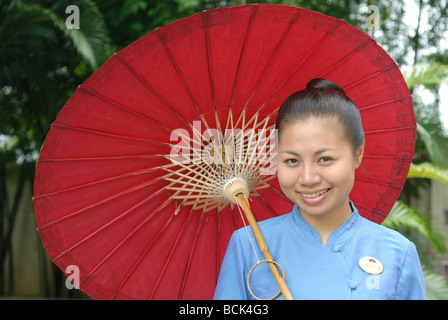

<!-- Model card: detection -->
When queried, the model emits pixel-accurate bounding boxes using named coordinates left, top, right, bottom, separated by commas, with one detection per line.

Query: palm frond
left=422, top=266, right=448, bottom=300
left=408, top=162, right=448, bottom=185
left=416, top=123, right=448, bottom=168
left=382, top=201, right=446, bottom=253
left=0, top=0, right=111, bottom=77
left=403, top=62, right=448, bottom=90
left=47, top=0, right=112, bottom=69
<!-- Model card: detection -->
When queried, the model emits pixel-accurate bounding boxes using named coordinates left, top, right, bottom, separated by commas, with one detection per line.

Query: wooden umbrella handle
left=235, top=193, right=293, bottom=300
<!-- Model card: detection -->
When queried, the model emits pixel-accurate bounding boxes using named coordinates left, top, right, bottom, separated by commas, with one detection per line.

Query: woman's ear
left=355, top=141, right=365, bottom=168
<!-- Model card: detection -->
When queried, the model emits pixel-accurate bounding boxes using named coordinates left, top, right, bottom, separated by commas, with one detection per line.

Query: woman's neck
left=300, top=200, right=353, bottom=246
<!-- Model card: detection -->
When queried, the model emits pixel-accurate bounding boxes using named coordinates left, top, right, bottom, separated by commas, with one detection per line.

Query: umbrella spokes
left=162, top=109, right=277, bottom=212
left=159, top=108, right=293, bottom=299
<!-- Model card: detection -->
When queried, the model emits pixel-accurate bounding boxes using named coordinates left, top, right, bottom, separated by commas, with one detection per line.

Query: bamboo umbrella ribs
left=165, top=119, right=292, bottom=299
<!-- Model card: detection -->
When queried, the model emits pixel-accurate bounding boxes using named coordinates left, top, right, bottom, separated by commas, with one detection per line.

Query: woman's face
left=277, top=116, right=364, bottom=219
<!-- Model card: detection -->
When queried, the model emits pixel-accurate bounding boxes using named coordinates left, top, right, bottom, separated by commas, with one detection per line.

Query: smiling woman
left=214, top=78, right=427, bottom=300
left=274, top=79, right=365, bottom=245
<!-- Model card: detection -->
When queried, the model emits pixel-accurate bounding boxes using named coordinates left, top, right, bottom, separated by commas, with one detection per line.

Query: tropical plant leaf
left=382, top=201, right=446, bottom=253
left=422, top=266, right=448, bottom=300
left=47, top=0, right=112, bottom=69
left=403, top=62, right=448, bottom=90
left=408, top=162, right=448, bottom=185
left=416, top=123, right=448, bottom=168
left=0, top=0, right=111, bottom=77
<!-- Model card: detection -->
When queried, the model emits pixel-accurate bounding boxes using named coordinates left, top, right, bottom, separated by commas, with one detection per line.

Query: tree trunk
left=0, top=163, right=27, bottom=295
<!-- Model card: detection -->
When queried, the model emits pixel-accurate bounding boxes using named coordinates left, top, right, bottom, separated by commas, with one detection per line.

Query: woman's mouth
left=297, top=188, right=330, bottom=204
left=299, top=188, right=330, bottom=198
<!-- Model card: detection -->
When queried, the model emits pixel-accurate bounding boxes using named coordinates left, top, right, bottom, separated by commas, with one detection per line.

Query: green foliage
left=416, top=123, right=448, bottom=168
left=423, top=266, right=448, bottom=300
left=46, top=1, right=113, bottom=70
left=382, top=201, right=446, bottom=254
left=0, top=0, right=112, bottom=161
left=0, top=0, right=112, bottom=297
left=400, top=60, right=448, bottom=299
left=404, top=62, right=448, bottom=90
left=409, top=162, right=448, bottom=185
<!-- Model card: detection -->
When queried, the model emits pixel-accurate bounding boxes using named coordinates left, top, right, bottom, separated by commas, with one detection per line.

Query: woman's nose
left=298, top=164, right=321, bottom=186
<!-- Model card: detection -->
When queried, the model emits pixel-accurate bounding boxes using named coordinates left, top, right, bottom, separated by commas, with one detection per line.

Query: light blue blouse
left=214, top=202, right=426, bottom=300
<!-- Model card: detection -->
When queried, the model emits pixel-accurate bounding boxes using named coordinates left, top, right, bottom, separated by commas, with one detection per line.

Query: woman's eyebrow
left=280, top=150, right=300, bottom=157
left=280, top=148, right=334, bottom=157
left=314, top=148, right=334, bottom=155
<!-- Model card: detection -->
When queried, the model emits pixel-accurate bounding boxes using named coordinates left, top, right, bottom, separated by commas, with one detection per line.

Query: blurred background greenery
left=1, top=0, right=447, bottom=299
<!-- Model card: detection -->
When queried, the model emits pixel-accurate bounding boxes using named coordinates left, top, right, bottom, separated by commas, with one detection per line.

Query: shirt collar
left=289, top=201, right=360, bottom=247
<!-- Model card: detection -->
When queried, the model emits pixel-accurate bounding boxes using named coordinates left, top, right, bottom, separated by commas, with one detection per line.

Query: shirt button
left=348, top=280, right=358, bottom=289
left=332, top=244, right=341, bottom=252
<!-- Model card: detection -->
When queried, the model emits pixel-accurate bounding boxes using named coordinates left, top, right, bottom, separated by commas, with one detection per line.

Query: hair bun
left=306, top=78, right=346, bottom=95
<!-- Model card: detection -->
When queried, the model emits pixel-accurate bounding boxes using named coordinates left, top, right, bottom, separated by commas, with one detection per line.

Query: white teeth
left=300, top=189, right=329, bottom=199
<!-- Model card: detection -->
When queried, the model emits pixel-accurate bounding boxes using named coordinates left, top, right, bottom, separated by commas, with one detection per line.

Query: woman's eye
left=318, top=156, right=332, bottom=163
left=285, top=158, right=298, bottom=166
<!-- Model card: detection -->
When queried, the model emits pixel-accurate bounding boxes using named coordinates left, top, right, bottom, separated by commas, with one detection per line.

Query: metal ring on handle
left=246, top=259, right=286, bottom=300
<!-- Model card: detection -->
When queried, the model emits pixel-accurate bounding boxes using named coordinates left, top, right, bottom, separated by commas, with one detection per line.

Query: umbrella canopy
left=33, top=4, right=416, bottom=300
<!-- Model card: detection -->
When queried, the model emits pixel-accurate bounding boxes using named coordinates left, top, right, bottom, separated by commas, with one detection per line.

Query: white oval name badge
left=358, top=256, right=384, bottom=275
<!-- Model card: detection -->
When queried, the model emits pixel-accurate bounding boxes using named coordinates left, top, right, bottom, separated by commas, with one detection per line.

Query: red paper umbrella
left=33, top=4, right=416, bottom=300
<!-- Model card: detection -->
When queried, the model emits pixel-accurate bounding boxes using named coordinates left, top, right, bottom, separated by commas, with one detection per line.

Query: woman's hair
left=275, top=78, right=365, bottom=152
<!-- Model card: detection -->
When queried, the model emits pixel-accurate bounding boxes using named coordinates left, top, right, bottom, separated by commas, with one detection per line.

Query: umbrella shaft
left=235, top=193, right=293, bottom=300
